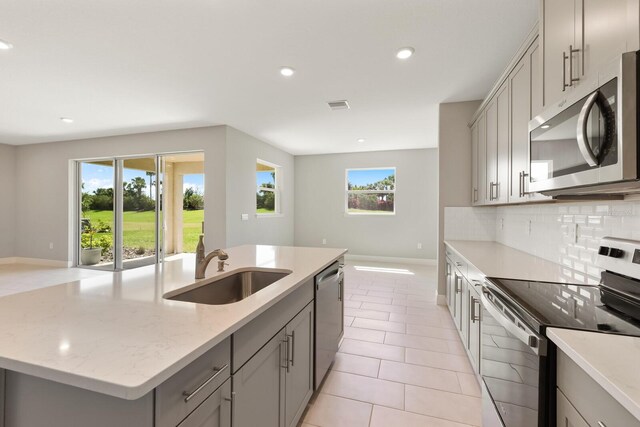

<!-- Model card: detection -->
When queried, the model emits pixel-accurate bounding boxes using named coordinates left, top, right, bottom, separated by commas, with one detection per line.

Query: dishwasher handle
left=316, top=263, right=343, bottom=290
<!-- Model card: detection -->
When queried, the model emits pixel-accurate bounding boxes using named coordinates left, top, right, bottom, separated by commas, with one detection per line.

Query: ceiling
left=0, top=0, right=538, bottom=154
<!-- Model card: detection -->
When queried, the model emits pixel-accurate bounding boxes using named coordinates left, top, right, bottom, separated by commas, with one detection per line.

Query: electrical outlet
left=49, top=242, right=54, bottom=250
left=417, top=243, right=422, bottom=249
left=500, top=218, right=504, bottom=230
left=241, top=214, right=249, bottom=221
left=322, top=238, right=327, bottom=245
left=526, top=220, right=532, bottom=236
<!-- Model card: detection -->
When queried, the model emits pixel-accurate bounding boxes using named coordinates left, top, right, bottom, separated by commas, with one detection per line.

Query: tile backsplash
left=445, top=199, right=640, bottom=278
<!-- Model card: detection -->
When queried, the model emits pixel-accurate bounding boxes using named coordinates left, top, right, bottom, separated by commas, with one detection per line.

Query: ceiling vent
left=327, top=100, right=350, bottom=110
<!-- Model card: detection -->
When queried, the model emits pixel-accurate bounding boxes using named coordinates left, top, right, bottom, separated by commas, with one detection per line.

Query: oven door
left=528, top=51, right=637, bottom=194
left=481, top=286, right=547, bottom=427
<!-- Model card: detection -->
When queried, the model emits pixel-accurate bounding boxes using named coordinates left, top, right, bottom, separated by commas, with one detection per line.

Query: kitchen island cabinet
left=0, top=246, right=345, bottom=427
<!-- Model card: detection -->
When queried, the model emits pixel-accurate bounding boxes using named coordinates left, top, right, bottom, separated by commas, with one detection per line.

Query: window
left=346, top=168, right=396, bottom=215
left=256, top=160, right=280, bottom=215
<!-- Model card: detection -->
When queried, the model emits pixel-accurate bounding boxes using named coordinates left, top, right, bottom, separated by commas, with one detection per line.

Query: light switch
left=241, top=214, right=249, bottom=221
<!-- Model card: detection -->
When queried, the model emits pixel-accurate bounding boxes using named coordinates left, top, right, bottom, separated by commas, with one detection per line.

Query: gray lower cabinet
left=233, top=328, right=286, bottom=427
left=557, top=349, right=640, bottom=427
left=556, top=389, right=589, bottom=427
left=232, top=302, right=314, bottom=427
left=284, top=304, right=314, bottom=427
left=178, top=379, right=231, bottom=427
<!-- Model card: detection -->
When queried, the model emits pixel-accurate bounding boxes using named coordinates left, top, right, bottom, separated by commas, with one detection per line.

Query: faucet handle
left=217, top=261, right=229, bottom=272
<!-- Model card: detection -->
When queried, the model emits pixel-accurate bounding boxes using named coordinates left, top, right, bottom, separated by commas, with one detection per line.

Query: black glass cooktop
left=484, top=274, right=640, bottom=337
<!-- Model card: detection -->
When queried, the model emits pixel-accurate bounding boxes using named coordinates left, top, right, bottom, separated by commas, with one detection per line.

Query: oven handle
left=576, top=91, right=600, bottom=167
left=481, top=287, right=546, bottom=356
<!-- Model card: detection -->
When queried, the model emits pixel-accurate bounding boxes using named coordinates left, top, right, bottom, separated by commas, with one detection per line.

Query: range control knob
left=609, top=248, right=624, bottom=258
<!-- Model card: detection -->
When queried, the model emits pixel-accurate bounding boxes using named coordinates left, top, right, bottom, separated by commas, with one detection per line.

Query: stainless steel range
left=480, top=237, right=640, bottom=427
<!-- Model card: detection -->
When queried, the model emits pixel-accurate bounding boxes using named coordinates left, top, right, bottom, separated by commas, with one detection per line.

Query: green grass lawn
left=84, top=209, right=204, bottom=253
left=257, top=208, right=275, bottom=214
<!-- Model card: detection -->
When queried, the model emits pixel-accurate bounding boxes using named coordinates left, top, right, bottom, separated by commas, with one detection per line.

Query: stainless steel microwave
left=528, top=51, right=639, bottom=196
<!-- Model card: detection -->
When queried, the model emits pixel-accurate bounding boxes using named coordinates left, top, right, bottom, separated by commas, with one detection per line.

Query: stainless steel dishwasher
left=314, top=259, right=344, bottom=389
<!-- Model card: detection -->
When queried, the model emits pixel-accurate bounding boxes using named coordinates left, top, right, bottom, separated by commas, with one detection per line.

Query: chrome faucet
left=195, top=234, right=229, bottom=279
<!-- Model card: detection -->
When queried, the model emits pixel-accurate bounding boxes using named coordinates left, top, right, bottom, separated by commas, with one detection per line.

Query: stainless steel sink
left=166, top=269, right=291, bottom=305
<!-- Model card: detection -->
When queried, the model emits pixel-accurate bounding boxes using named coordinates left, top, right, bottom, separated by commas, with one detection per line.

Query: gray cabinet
left=446, top=257, right=455, bottom=317
left=233, top=329, right=286, bottom=427
left=542, top=0, right=639, bottom=108
left=556, top=389, right=589, bottom=427
left=467, top=282, right=481, bottom=373
left=284, top=304, right=314, bottom=427
left=542, top=0, right=577, bottom=108
left=557, top=349, right=640, bottom=427
left=471, top=121, right=479, bottom=205
left=509, top=40, right=533, bottom=204
left=156, top=338, right=231, bottom=427
left=233, top=302, right=314, bottom=427
left=485, top=83, right=509, bottom=204
left=177, top=379, right=231, bottom=427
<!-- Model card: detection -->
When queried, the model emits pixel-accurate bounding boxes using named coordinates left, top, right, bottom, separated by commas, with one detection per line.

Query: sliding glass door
left=78, top=156, right=163, bottom=270
left=77, top=152, right=203, bottom=270
left=79, top=160, right=116, bottom=270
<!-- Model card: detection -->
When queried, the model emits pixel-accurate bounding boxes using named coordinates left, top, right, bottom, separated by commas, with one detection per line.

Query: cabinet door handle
left=224, top=391, right=235, bottom=403
left=562, top=50, right=569, bottom=91
left=471, top=297, right=481, bottom=322
left=288, top=331, right=295, bottom=367
left=473, top=187, right=478, bottom=203
left=489, top=182, right=494, bottom=201
left=569, top=45, right=580, bottom=85
left=455, top=276, right=462, bottom=294
left=183, top=364, right=229, bottom=402
left=455, top=262, right=463, bottom=267
left=281, top=339, right=290, bottom=372
left=597, top=422, right=607, bottom=427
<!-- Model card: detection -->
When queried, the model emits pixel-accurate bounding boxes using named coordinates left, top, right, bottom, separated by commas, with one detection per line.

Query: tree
left=146, top=171, right=155, bottom=198
left=126, top=177, right=147, bottom=198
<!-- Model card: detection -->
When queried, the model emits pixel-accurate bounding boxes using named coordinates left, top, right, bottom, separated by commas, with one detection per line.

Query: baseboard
left=437, top=294, right=448, bottom=306
left=0, top=257, right=71, bottom=268
left=344, top=254, right=437, bottom=266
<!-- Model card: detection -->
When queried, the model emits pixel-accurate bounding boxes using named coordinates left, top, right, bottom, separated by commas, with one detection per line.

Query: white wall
left=294, top=149, right=437, bottom=260
left=225, top=127, right=294, bottom=247
left=437, top=101, right=481, bottom=296
left=0, top=144, right=16, bottom=258
left=14, top=126, right=227, bottom=262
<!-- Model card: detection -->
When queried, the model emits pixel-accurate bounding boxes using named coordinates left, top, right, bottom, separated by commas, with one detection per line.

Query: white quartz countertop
left=548, top=328, right=640, bottom=421
left=0, top=245, right=346, bottom=400
left=444, top=240, right=595, bottom=284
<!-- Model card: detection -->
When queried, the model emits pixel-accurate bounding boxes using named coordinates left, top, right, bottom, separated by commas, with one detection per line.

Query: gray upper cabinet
left=509, top=43, right=532, bottom=204
left=582, top=0, right=639, bottom=78
left=471, top=122, right=479, bottom=205
left=542, top=0, right=577, bottom=108
left=284, top=304, right=314, bottom=427
left=485, top=83, right=509, bottom=205
left=233, top=329, right=287, bottom=427
left=542, top=0, right=639, bottom=108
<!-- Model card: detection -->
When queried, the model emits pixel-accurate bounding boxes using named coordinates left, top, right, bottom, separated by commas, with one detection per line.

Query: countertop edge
left=547, top=328, right=640, bottom=422
left=0, top=248, right=347, bottom=400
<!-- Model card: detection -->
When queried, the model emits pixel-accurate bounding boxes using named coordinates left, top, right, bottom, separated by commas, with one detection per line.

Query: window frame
left=256, top=159, right=282, bottom=217
left=345, top=167, right=396, bottom=216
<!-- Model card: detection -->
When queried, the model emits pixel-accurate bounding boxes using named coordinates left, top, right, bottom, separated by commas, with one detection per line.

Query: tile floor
left=301, top=261, right=482, bottom=427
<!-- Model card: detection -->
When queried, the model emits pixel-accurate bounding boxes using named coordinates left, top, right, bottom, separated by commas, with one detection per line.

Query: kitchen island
left=0, top=245, right=346, bottom=427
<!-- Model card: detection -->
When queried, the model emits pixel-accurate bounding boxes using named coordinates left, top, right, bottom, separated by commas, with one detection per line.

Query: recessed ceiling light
left=0, top=39, right=13, bottom=50
left=396, top=47, right=415, bottom=59
left=60, top=117, right=74, bottom=123
left=357, top=138, right=366, bottom=143
left=280, top=66, right=295, bottom=77
left=541, top=124, right=550, bottom=129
